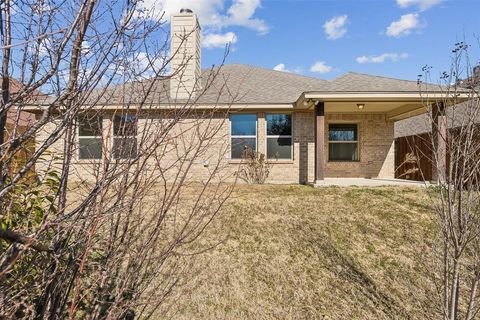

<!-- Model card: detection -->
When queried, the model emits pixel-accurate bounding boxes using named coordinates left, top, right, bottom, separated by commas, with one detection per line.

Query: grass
left=163, top=184, right=438, bottom=319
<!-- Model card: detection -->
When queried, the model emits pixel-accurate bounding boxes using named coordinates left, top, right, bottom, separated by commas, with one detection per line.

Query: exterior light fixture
left=357, top=103, right=365, bottom=110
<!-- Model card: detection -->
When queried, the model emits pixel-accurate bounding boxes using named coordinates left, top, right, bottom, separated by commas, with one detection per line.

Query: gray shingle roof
left=395, top=99, right=480, bottom=138
left=82, top=64, right=449, bottom=105
left=88, top=64, right=329, bottom=105
left=323, top=72, right=440, bottom=92
left=197, top=64, right=329, bottom=104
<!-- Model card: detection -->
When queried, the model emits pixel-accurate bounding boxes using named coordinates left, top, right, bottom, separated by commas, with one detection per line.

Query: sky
left=152, top=0, right=480, bottom=82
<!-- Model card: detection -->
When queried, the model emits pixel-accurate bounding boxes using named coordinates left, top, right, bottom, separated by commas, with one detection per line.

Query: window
left=113, top=114, right=138, bottom=159
left=230, top=114, right=256, bottom=159
left=328, top=123, right=359, bottom=161
left=78, top=116, right=103, bottom=160
left=266, top=114, right=292, bottom=159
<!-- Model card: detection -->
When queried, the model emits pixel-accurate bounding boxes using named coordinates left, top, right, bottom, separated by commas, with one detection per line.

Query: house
left=2, top=78, right=37, bottom=129
left=1, top=78, right=40, bottom=177
left=29, top=10, right=470, bottom=185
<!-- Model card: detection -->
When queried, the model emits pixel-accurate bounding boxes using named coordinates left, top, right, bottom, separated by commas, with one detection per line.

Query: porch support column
left=432, top=101, right=447, bottom=183
left=315, top=102, right=325, bottom=182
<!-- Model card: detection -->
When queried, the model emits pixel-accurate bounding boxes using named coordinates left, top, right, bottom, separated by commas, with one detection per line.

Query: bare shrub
left=415, top=42, right=480, bottom=320
left=0, top=1, right=236, bottom=318
left=238, top=146, right=271, bottom=184
left=395, top=152, right=420, bottom=179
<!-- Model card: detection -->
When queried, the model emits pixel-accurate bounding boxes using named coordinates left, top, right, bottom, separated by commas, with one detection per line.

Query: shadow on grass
left=310, top=233, right=411, bottom=318
left=346, top=187, right=432, bottom=213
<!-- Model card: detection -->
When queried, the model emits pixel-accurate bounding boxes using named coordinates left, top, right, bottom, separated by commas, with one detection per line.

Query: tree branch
left=0, top=229, right=51, bottom=253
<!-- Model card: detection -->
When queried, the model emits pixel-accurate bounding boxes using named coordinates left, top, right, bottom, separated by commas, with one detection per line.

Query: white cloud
left=310, top=61, right=333, bottom=74
left=386, top=13, right=420, bottom=37
left=356, top=52, right=409, bottom=64
left=137, top=0, right=268, bottom=34
left=323, top=15, right=348, bottom=40
left=226, top=0, right=268, bottom=34
left=81, top=41, right=91, bottom=55
left=203, top=32, right=238, bottom=48
left=273, top=63, right=290, bottom=72
left=396, top=0, right=443, bottom=11
left=273, top=64, right=303, bottom=73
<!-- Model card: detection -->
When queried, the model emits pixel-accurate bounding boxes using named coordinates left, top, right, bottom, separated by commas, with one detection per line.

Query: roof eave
left=21, top=102, right=296, bottom=113
left=302, top=91, right=472, bottom=102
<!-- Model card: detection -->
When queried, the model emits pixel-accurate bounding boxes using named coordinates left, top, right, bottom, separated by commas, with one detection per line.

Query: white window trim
left=265, top=113, right=293, bottom=160
left=229, top=113, right=258, bottom=160
left=77, top=116, right=103, bottom=160
left=327, top=123, right=360, bottom=162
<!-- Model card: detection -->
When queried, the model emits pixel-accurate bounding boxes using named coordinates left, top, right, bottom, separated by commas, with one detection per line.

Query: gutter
left=301, top=91, right=472, bottom=102
left=21, top=103, right=297, bottom=113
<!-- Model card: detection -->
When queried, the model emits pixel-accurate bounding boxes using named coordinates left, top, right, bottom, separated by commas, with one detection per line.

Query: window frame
left=327, top=122, right=360, bottom=162
left=112, top=114, right=138, bottom=160
left=77, top=115, right=103, bottom=160
left=229, top=113, right=258, bottom=160
left=265, top=113, right=293, bottom=160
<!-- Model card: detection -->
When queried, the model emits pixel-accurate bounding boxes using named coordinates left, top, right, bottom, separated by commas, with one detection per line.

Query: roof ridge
left=341, top=71, right=419, bottom=83
left=211, top=63, right=328, bottom=83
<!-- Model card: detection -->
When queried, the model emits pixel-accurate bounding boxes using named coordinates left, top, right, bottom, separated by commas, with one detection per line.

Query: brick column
left=315, top=102, right=325, bottom=182
left=432, top=101, right=447, bottom=183
left=257, top=112, right=266, bottom=155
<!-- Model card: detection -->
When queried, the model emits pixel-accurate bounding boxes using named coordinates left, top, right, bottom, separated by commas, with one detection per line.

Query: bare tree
left=0, top=1, right=235, bottom=318
left=414, top=42, right=480, bottom=320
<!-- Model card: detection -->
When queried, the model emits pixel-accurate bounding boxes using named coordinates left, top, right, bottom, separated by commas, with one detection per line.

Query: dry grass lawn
left=164, top=185, right=439, bottom=319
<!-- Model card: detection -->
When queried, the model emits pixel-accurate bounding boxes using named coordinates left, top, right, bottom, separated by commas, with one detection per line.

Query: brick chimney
left=170, top=9, right=201, bottom=100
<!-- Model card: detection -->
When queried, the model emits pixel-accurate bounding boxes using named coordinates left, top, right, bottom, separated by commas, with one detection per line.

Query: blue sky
left=165, top=0, right=480, bottom=82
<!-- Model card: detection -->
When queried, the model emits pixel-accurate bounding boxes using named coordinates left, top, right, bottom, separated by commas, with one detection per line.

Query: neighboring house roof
left=394, top=99, right=480, bottom=138
left=84, top=64, right=447, bottom=106
left=0, top=78, right=42, bottom=126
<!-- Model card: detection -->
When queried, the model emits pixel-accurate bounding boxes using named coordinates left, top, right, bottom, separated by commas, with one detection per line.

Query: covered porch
left=294, top=91, right=469, bottom=185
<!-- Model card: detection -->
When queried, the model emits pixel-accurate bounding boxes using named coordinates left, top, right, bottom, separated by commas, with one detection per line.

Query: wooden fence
left=395, top=133, right=433, bottom=181
left=395, top=127, right=480, bottom=183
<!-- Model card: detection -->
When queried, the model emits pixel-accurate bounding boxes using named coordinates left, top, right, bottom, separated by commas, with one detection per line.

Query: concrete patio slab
left=314, top=178, right=431, bottom=187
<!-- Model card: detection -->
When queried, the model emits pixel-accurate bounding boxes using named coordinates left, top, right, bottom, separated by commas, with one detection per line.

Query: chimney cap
left=180, top=8, right=193, bottom=13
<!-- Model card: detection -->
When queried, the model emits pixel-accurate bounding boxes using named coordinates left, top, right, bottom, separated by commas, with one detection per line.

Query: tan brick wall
left=35, top=111, right=394, bottom=184
left=324, top=113, right=395, bottom=178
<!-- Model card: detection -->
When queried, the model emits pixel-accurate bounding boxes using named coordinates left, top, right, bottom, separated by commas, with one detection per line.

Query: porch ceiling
left=296, top=91, right=471, bottom=121
left=324, top=101, right=424, bottom=119
left=294, top=100, right=427, bottom=121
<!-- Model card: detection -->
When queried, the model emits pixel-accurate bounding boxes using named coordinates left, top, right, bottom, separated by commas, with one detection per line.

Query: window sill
left=328, top=160, right=361, bottom=163
left=266, top=159, right=294, bottom=164
left=228, top=159, right=294, bottom=164
left=76, top=159, right=103, bottom=164
left=228, top=159, right=244, bottom=164
left=75, top=158, right=137, bottom=164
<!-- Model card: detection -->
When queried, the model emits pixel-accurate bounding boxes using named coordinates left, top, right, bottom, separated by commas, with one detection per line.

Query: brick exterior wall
left=35, top=111, right=394, bottom=184
left=324, top=113, right=395, bottom=178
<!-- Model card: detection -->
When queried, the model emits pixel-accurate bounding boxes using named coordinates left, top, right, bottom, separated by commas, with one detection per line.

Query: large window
left=78, top=116, right=103, bottom=160
left=266, top=114, right=292, bottom=159
left=113, top=114, right=138, bottom=159
left=328, top=123, right=359, bottom=161
left=230, top=114, right=256, bottom=159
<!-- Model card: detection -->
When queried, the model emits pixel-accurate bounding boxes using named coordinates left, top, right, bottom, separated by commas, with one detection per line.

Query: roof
left=394, top=99, right=480, bottom=138
left=83, top=64, right=447, bottom=106
left=0, top=78, right=42, bottom=126
left=323, top=72, right=440, bottom=93
left=87, top=64, right=329, bottom=105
